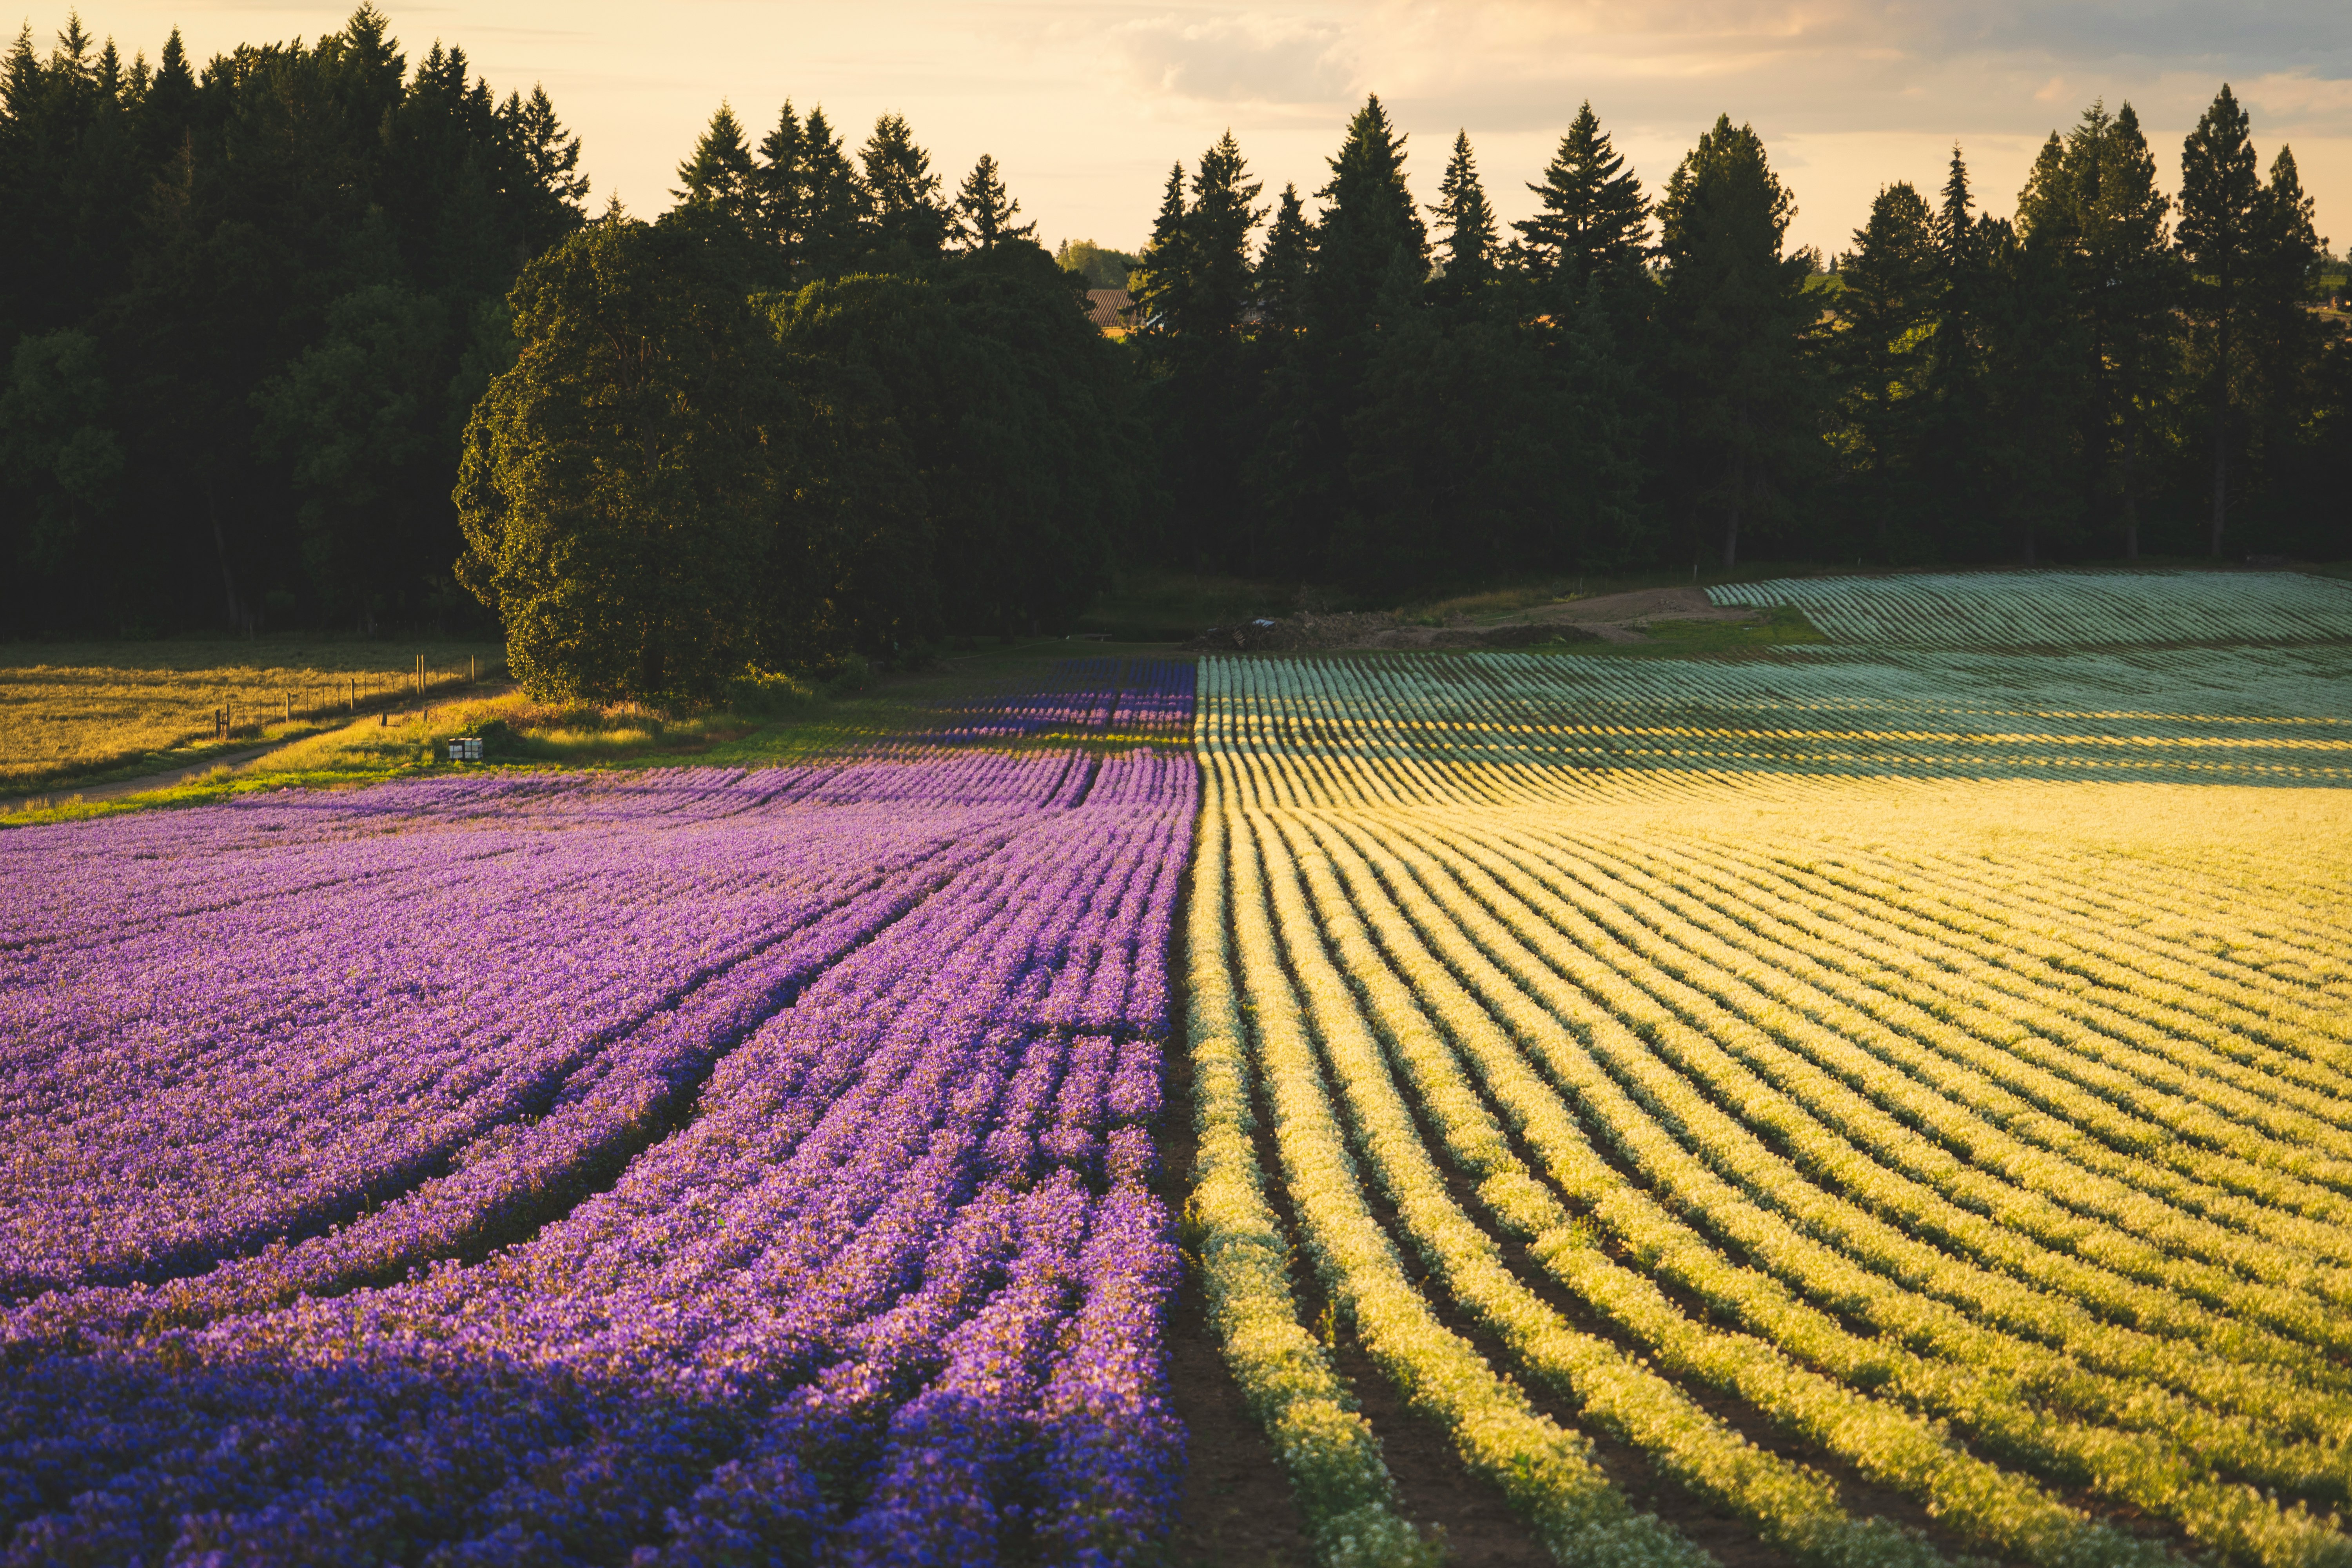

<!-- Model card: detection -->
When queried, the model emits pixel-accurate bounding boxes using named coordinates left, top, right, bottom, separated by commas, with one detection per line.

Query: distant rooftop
left=1084, top=288, right=1132, bottom=334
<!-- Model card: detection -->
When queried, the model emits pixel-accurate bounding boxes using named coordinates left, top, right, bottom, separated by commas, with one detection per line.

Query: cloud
left=1108, top=12, right=1357, bottom=107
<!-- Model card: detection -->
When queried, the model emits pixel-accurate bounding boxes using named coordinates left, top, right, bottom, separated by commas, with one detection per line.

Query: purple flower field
left=0, top=686, right=1197, bottom=1564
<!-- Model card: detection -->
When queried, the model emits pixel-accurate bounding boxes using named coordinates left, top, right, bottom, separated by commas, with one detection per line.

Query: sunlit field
left=9, top=575, right=2352, bottom=1566
left=0, top=639, right=505, bottom=793
left=1187, top=633, right=2352, bottom=1566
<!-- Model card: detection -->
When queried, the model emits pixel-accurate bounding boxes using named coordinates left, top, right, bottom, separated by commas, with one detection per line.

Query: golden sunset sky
left=31, top=0, right=2352, bottom=261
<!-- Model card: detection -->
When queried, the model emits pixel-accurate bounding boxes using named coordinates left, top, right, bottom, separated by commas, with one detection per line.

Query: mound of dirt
left=1186, top=612, right=1405, bottom=652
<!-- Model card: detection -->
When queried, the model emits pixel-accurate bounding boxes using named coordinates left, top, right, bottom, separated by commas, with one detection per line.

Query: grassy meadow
left=0, top=639, right=507, bottom=795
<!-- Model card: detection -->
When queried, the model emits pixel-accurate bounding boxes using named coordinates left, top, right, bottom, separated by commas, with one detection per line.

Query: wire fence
left=209, top=655, right=498, bottom=741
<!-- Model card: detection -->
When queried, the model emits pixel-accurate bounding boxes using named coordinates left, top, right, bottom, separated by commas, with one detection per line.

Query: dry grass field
left=0, top=639, right=506, bottom=793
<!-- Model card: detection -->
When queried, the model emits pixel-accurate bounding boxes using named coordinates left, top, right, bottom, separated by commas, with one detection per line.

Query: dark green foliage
left=1656, top=115, right=1821, bottom=568
left=1515, top=102, right=1650, bottom=295
left=1253, top=186, right=1312, bottom=333
left=1430, top=131, right=1499, bottom=293
left=861, top=111, right=951, bottom=264
left=455, top=209, right=776, bottom=702
left=2012, top=101, right=2176, bottom=558
left=953, top=154, right=1034, bottom=250
left=675, top=102, right=758, bottom=232
left=2178, top=83, right=2262, bottom=554
left=1827, top=182, right=1939, bottom=559
left=768, top=245, right=1142, bottom=649
left=1132, top=134, right=1265, bottom=570
left=0, top=5, right=587, bottom=635
left=0, top=329, right=122, bottom=572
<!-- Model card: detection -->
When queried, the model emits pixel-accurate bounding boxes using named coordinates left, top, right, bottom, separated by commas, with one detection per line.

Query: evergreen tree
left=1185, top=132, right=1263, bottom=338
left=752, top=100, right=806, bottom=270
left=2083, top=103, right=2176, bottom=559
left=1309, top=94, right=1425, bottom=338
left=861, top=110, right=949, bottom=260
left=674, top=102, right=758, bottom=234
left=951, top=152, right=1034, bottom=250
left=1918, top=146, right=1997, bottom=553
left=1270, top=95, right=1425, bottom=577
left=1132, top=136, right=1263, bottom=568
left=1656, top=114, right=1818, bottom=568
left=1129, top=164, right=1190, bottom=336
left=2178, top=83, right=2262, bottom=555
left=503, top=85, right=590, bottom=255
left=1514, top=102, right=1649, bottom=293
left=1828, top=182, right=1938, bottom=557
left=1254, top=184, right=1312, bottom=333
left=0, top=5, right=588, bottom=635
left=1429, top=130, right=1499, bottom=295
left=797, top=106, right=869, bottom=278
left=2014, top=100, right=2175, bottom=555
left=1979, top=215, right=2080, bottom=564
left=2239, top=144, right=2329, bottom=540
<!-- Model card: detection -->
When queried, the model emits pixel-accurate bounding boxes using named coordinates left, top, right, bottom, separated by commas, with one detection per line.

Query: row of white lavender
left=0, top=746, right=1196, bottom=1563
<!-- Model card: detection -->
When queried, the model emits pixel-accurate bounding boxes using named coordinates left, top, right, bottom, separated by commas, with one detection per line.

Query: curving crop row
left=2, top=741, right=1196, bottom=1563
left=1195, top=651, right=2352, bottom=1568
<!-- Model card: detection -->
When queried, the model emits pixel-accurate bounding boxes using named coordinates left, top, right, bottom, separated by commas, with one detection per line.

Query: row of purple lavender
left=931, top=659, right=1197, bottom=746
left=0, top=736, right=1196, bottom=1562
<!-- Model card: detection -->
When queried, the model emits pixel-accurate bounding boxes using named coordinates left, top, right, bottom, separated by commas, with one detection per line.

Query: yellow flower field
left=1191, top=650, right=2352, bottom=1568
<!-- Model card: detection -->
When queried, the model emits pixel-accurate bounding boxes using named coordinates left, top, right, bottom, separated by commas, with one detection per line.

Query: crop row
left=1194, top=653, right=2352, bottom=1567
left=1708, top=570, right=2352, bottom=650
left=1196, top=650, right=2352, bottom=800
left=1, top=744, right=1196, bottom=1562
left=932, top=657, right=1199, bottom=744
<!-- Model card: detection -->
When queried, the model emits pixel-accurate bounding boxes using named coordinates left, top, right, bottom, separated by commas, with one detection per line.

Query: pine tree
left=1184, top=131, right=1263, bottom=338
left=752, top=101, right=806, bottom=268
left=2083, top=103, right=2176, bottom=558
left=1429, top=130, right=1499, bottom=296
left=674, top=102, right=757, bottom=233
left=1980, top=216, right=2080, bottom=564
left=2014, top=100, right=2176, bottom=555
left=1132, top=136, right=1263, bottom=571
left=1515, top=102, right=1649, bottom=293
left=860, top=110, right=949, bottom=259
left=2179, top=83, right=2262, bottom=555
left=1310, top=94, right=1425, bottom=338
left=2242, top=144, right=2328, bottom=521
left=1829, top=181, right=1938, bottom=556
left=798, top=106, right=868, bottom=278
left=1919, top=146, right=1995, bottom=552
left=1657, top=114, right=1818, bottom=568
left=1254, top=183, right=1312, bottom=334
left=951, top=153, right=1035, bottom=250
left=1130, top=163, right=1190, bottom=338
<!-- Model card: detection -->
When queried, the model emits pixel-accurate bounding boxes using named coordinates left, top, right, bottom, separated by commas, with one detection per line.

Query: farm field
left=10, top=573, right=2352, bottom=1566
left=1708, top=568, right=2352, bottom=650
left=1191, top=644, right=2352, bottom=1567
left=0, top=669, right=1200, bottom=1562
left=0, top=638, right=506, bottom=795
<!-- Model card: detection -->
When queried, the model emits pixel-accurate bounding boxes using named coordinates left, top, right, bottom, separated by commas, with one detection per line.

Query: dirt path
left=2, top=740, right=303, bottom=816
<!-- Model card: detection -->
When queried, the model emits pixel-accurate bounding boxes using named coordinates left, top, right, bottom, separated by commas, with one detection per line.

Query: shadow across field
left=1204, top=647, right=2352, bottom=789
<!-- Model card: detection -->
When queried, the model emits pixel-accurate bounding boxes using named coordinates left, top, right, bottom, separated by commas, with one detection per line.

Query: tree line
left=0, top=5, right=587, bottom=637
left=4, top=7, right=2344, bottom=677
left=1134, top=93, right=2347, bottom=590
left=452, top=96, right=1142, bottom=699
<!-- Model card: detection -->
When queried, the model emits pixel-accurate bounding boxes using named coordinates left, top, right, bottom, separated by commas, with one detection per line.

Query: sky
left=26, top=0, right=2352, bottom=263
